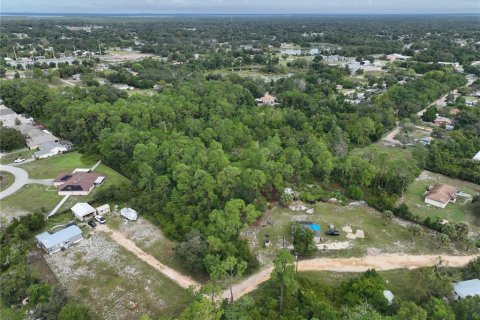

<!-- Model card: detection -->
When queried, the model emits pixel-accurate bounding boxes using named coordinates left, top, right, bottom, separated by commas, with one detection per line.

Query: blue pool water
left=308, top=223, right=321, bottom=232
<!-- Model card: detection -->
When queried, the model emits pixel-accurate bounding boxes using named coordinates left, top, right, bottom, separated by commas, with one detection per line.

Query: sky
left=1, top=0, right=479, bottom=14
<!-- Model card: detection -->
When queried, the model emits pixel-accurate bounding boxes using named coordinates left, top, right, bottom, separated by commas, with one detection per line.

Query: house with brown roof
left=433, top=116, right=453, bottom=127
left=424, top=184, right=457, bottom=209
left=255, top=92, right=279, bottom=106
left=54, top=172, right=104, bottom=196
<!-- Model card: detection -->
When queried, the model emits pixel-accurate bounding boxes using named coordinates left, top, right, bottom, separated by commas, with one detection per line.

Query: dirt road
left=97, top=224, right=200, bottom=290
left=97, top=223, right=477, bottom=302
left=222, top=254, right=479, bottom=301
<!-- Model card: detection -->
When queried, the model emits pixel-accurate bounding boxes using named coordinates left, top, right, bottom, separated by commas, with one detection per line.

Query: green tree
left=422, top=106, right=437, bottom=122
left=57, top=302, right=92, bottom=320
left=423, top=297, right=455, bottom=320
left=176, top=296, right=223, bottom=320
left=396, top=301, right=427, bottom=320
left=292, top=224, right=316, bottom=256
left=271, top=249, right=298, bottom=314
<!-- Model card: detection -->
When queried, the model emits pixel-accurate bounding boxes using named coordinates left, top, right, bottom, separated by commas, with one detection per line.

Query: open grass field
left=43, top=230, right=191, bottom=320
left=400, top=170, right=480, bottom=233
left=301, top=268, right=423, bottom=302
left=243, top=201, right=469, bottom=266
left=0, top=184, right=61, bottom=222
left=0, top=171, right=15, bottom=192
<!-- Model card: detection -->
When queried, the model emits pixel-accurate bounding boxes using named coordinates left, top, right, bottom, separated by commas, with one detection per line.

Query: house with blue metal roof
left=35, top=225, right=83, bottom=254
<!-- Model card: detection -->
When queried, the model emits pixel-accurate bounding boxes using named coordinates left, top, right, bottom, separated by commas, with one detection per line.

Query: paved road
left=0, top=164, right=53, bottom=199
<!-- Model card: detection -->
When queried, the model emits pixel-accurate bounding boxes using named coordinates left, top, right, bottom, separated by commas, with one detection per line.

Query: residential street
left=0, top=164, right=53, bottom=199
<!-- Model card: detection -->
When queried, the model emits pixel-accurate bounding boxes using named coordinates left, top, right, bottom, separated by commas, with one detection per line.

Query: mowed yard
left=244, top=201, right=469, bottom=266
left=43, top=230, right=191, bottom=320
left=400, top=170, right=480, bottom=233
left=0, top=152, right=130, bottom=222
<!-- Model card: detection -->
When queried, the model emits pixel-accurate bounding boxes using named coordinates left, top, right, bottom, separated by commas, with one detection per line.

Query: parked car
left=88, top=220, right=97, bottom=228
left=325, top=230, right=340, bottom=236
left=14, top=158, right=26, bottom=163
left=95, top=215, right=106, bottom=224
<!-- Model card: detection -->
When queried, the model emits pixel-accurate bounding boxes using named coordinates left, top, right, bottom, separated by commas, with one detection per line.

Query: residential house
left=33, top=141, right=69, bottom=159
left=35, top=225, right=83, bottom=254
left=386, top=53, right=410, bottom=61
left=255, top=92, right=279, bottom=106
left=54, top=172, right=103, bottom=196
left=473, top=151, right=480, bottom=161
left=433, top=116, right=453, bottom=127
left=424, top=184, right=457, bottom=209
left=71, top=203, right=96, bottom=221
left=449, top=108, right=461, bottom=116
left=453, top=279, right=480, bottom=299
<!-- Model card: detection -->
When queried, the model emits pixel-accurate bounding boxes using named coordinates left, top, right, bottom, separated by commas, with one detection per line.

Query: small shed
left=96, top=204, right=110, bottom=215
left=453, top=279, right=480, bottom=299
left=71, top=203, right=96, bottom=221
left=35, top=225, right=83, bottom=254
left=121, top=208, right=138, bottom=221
left=94, top=176, right=106, bottom=186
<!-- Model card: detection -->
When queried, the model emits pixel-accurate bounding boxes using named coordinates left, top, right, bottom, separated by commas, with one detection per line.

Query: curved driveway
left=0, top=164, right=53, bottom=199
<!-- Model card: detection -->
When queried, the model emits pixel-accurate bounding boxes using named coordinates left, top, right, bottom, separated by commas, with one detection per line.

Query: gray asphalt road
left=0, top=164, right=53, bottom=199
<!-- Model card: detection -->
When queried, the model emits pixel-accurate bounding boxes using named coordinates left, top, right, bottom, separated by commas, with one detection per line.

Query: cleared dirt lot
left=44, top=230, right=190, bottom=320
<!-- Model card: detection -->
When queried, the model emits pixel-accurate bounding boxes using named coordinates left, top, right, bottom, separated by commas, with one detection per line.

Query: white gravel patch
left=118, top=218, right=164, bottom=248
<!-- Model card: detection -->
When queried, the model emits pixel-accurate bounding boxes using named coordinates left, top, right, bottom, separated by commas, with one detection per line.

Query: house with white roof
left=453, top=279, right=480, bottom=299
left=71, top=203, right=96, bottom=221
left=473, top=151, right=480, bottom=161
left=34, top=141, right=69, bottom=159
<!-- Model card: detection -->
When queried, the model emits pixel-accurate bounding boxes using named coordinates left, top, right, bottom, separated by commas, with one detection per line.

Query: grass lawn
left=244, top=201, right=467, bottom=266
left=20, top=152, right=96, bottom=179
left=0, top=148, right=35, bottom=164
left=20, top=151, right=129, bottom=186
left=0, top=184, right=61, bottom=222
left=0, top=171, right=15, bottom=192
left=400, top=170, right=480, bottom=233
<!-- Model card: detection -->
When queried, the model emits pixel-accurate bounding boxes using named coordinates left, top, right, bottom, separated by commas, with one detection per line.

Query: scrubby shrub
left=348, top=185, right=364, bottom=200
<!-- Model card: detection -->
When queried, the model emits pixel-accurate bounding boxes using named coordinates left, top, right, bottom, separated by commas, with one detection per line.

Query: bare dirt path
left=222, top=253, right=479, bottom=301
left=96, top=223, right=477, bottom=302
left=96, top=224, right=200, bottom=290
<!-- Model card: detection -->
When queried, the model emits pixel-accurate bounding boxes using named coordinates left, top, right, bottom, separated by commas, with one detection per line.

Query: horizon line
left=2, top=12, right=479, bottom=16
